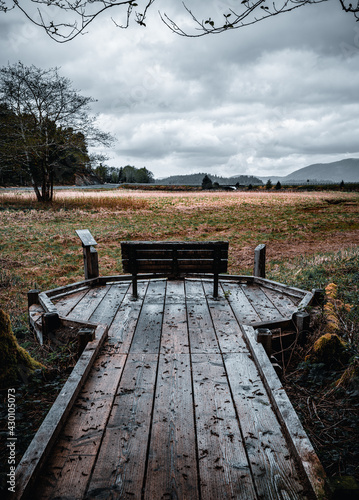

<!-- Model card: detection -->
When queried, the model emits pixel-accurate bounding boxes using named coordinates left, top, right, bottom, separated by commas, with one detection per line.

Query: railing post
left=254, top=244, right=266, bottom=278
left=27, top=289, right=40, bottom=309
left=312, top=288, right=325, bottom=306
left=75, top=229, right=99, bottom=280
left=255, top=327, right=272, bottom=357
left=293, top=311, right=311, bottom=345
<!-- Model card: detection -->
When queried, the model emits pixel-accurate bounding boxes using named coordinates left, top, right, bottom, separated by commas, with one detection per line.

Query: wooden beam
left=255, top=327, right=272, bottom=357
left=14, top=323, right=108, bottom=500
left=254, top=243, right=266, bottom=278
left=76, top=229, right=99, bottom=280
left=27, top=289, right=40, bottom=308
left=241, top=324, right=329, bottom=499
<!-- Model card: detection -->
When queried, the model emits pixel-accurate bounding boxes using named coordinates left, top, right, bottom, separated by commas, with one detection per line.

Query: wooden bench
left=121, top=241, right=229, bottom=298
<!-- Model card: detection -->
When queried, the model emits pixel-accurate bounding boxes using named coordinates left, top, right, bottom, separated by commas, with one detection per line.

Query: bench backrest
left=121, top=241, right=228, bottom=277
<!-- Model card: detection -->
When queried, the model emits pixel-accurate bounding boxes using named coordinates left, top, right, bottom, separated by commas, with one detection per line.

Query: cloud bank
left=1, top=0, right=359, bottom=178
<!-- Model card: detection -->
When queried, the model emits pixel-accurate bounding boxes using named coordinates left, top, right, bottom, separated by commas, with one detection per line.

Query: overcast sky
left=1, top=0, right=359, bottom=179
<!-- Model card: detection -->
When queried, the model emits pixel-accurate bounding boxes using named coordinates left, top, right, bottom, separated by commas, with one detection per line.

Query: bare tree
left=0, top=0, right=358, bottom=41
left=0, top=62, right=113, bottom=201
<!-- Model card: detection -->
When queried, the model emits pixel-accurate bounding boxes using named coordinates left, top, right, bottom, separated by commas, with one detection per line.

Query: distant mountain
left=156, top=172, right=263, bottom=186
left=260, top=158, right=359, bottom=184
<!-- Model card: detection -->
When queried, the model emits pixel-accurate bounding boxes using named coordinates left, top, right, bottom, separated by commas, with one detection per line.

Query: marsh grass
left=1, top=189, right=358, bottom=327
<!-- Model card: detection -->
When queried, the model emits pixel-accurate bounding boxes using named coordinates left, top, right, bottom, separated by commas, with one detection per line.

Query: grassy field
left=1, top=188, right=359, bottom=487
left=1, top=188, right=358, bottom=326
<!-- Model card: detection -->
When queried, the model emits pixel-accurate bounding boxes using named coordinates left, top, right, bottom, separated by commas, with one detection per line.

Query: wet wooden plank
left=87, top=353, right=158, bottom=498
left=129, top=280, right=166, bottom=353
left=185, top=280, right=220, bottom=353
left=161, top=280, right=190, bottom=355
left=191, top=353, right=257, bottom=499
left=222, top=282, right=261, bottom=325
left=203, top=281, right=249, bottom=354
left=242, top=324, right=328, bottom=499
left=32, top=351, right=126, bottom=499
left=89, top=283, right=129, bottom=325
left=260, top=285, right=298, bottom=318
left=224, top=352, right=308, bottom=499
left=253, top=277, right=306, bottom=301
left=15, top=325, right=108, bottom=500
left=144, top=353, right=199, bottom=499
left=67, top=286, right=109, bottom=322
left=241, top=283, right=284, bottom=323
left=54, top=288, right=90, bottom=317
left=107, top=282, right=147, bottom=351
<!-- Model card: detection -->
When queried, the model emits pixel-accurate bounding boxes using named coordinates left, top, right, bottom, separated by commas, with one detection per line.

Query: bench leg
left=213, top=274, right=219, bottom=298
left=132, top=274, right=138, bottom=299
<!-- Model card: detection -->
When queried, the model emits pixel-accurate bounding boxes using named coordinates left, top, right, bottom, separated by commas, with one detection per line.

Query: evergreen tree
left=202, top=174, right=213, bottom=189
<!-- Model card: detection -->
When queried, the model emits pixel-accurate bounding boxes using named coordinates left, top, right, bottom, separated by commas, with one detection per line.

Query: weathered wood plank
left=253, top=277, right=307, bottom=301
left=32, top=350, right=126, bottom=499
left=224, top=352, right=308, bottom=499
left=67, top=286, right=109, bottom=322
left=241, top=283, right=284, bottom=323
left=129, top=280, right=166, bottom=353
left=185, top=280, right=220, bottom=353
left=89, top=283, right=129, bottom=326
left=75, top=229, right=97, bottom=247
left=87, top=353, right=158, bottom=498
left=202, top=281, right=249, bottom=354
left=44, top=279, right=97, bottom=298
left=259, top=285, right=298, bottom=318
left=144, top=353, right=199, bottom=499
left=191, top=353, right=257, bottom=499
left=54, top=288, right=90, bottom=317
left=38, top=291, right=58, bottom=315
left=14, top=324, right=108, bottom=500
left=241, top=324, right=328, bottom=499
left=161, top=280, right=190, bottom=355
left=107, top=281, right=147, bottom=351
left=222, top=282, right=261, bottom=325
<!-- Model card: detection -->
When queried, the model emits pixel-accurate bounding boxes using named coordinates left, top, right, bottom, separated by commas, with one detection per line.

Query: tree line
left=92, top=164, right=154, bottom=184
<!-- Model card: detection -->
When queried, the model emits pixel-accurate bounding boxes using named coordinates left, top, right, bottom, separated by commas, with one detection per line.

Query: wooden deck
left=16, top=277, right=328, bottom=499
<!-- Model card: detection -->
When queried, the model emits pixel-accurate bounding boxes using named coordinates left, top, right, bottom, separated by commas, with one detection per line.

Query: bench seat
left=121, top=241, right=228, bottom=298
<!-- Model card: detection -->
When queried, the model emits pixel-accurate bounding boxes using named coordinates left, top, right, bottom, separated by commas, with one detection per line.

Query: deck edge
left=241, top=324, right=330, bottom=500
left=14, top=322, right=108, bottom=500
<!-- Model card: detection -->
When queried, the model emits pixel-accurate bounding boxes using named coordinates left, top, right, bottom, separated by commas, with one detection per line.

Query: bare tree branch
left=0, top=0, right=358, bottom=41
left=160, top=0, right=333, bottom=37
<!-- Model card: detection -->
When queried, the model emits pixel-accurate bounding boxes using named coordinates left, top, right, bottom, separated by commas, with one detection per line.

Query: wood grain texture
left=223, top=281, right=261, bottom=325
left=87, top=353, right=158, bottom=498
left=224, top=352, right=308, bottom=499
left=67, top=286, right=109, bottom=322
left=160, top=280, right=190, bottom=355
left=191, top=353, right=257, bottom=500
left=129, top=279, right=166, bottom=353
left=185, top=279, right=220, bottom=353
left=145, top=353, right=199, bottom=500
left=23, top=278, right=324, bottom=500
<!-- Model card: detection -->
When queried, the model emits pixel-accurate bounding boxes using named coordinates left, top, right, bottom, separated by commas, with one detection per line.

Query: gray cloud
left=0, top=0, right=359, bottom=179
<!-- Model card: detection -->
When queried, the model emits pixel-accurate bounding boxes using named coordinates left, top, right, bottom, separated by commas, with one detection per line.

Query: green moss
left=329, top=476, right=359, bottom=500
left=307, top=333, right=350, bottom=368
left=0, top=309, right=44, bottom=388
